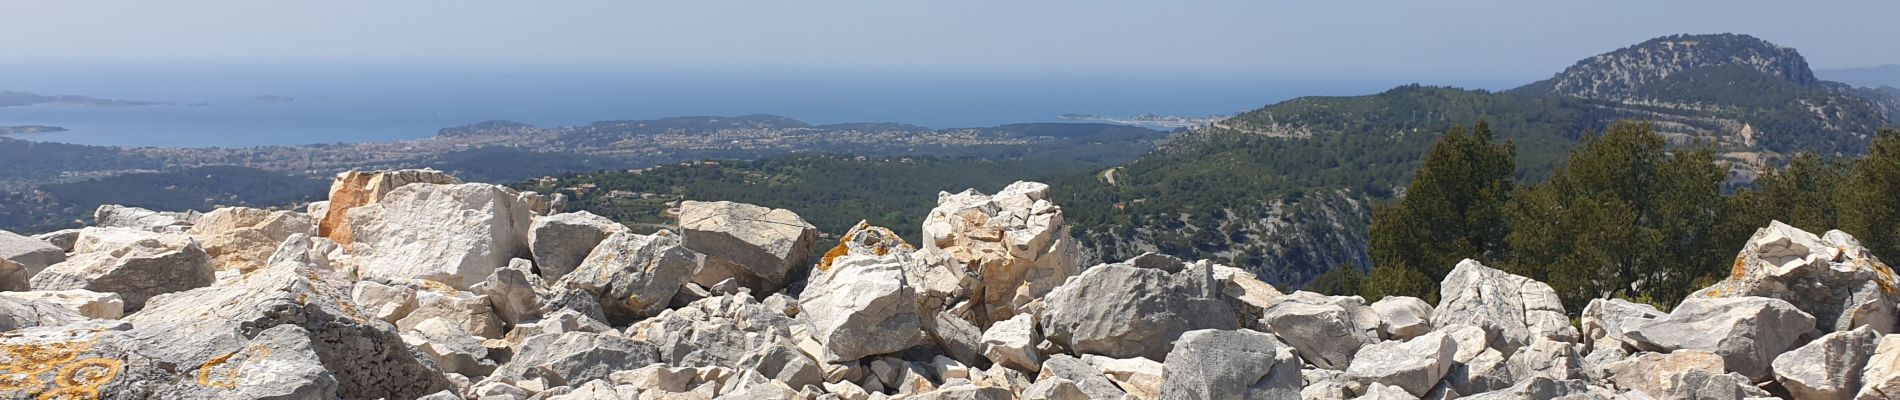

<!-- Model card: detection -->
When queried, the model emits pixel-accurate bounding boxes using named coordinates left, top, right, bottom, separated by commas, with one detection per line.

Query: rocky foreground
left=0, top=170, right=1897, bottom=400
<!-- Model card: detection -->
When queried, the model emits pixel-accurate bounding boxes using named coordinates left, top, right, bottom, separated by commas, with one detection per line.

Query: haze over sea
left=0, top=63, right=1530, bottom=148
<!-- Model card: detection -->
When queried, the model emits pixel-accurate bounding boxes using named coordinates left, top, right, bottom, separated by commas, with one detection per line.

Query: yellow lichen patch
left=817, top=242, right=852, bottom=273
left=55, top=359, right=119, bottom=388
left=1730, top=255, right=1749, bottom=280
left=1867, top=259, right=1898, bottom=295
left=625, top=295, right=644, bottom=311
left=416, top=280, right=456, bottom=293
left=3, top=340, right=91, bottom=375
left=35, top=386, right=96, bottom=400
left=196, top=351, right=241, bottom=389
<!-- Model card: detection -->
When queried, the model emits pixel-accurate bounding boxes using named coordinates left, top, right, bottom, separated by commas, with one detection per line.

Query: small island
left=0, top=125, right=68, bottom=135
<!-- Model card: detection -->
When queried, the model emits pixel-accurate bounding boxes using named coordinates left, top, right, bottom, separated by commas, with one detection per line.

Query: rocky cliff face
left=2, top=170, right=1898, bottom=399
left=1524, top=33, right=1817, bottom=102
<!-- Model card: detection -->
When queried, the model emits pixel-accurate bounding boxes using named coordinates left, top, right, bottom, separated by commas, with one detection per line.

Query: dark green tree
left=1504, top=122, right=1728, bottom=310
left=1840, top=128, right=1900, bottom=260
left=1364, top=121, right=1516, bottom=301
left=1720, top=152, right=1850, bottom=249
left=1307, top=263, right=1366, bottom=296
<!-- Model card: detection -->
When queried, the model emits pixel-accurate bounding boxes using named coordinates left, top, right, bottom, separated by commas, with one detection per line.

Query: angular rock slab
left=187, top=207, right=316, bottom=272
left=528, top=211, right=627, bottom=281
left=1345, top=330, right=1458, bottom=397
left=919, top=181, right=1081, bottom=326
left=628, top=293, right=822, bottom=389
left=1622, top=296, right=1816, bottom=381
left=1693, top=221, right=1900, bottom=334
left=346, top=182, right=535, bottom=290
left=488, top=331, right=661, bottom=388
left=0, top=289, right=123, bottom=319
left=1433, top=259, right=1576, bottom=355
left=29, top=228, right=214, bottom=312
left=1581, top=298, right=1664, bottom=354
left=1040, top=256, right=1237, bottom=360
left=798, top=253, right=925, bottom=363
left=1160, top=329, right=1302, bottom=400
left=557, top=230, right=696, bottom=325
left=678, top=200, right=818, bottom=293
left=1260, top=291, right=1379, bottom=370
left=0, top=229, right=65, bottom=291
left=1861, top=334, right=1900, bottom=400
left=94, top=204, right=199, bottom=232
left=319, top=168, right=461, bottom=244
left=120, top=262, right=448, bottom=399
left=1371, top=295, right=1433, bottom=341
left=1773, top=326, right=1878, bottom=400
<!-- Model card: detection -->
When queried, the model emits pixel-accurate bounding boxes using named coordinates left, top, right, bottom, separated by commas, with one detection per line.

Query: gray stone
left=29, top=227, right=213, bottom=312
left=1860, top=334, right=1900, bottom=400
left=1605, top=350, right=1728, bottom=398
left=1261, top=291, right=1379, bottom=370
left=555, top=230, right=696, bottom=325
left=1773, top=325, right=1879, bottom=400
left=346, top=182, right=536, bottom=290
left=1040, top=256, right=1238, bottom=360
left=1432, top=259, right=1576, bottom=355
left=395, top=285, right=504, bottom=340
left=1692, top=221, right=1900, bottom=334
left=31, top=228, right=82, bottom=253
left=94, top=204, right=198, bottom=232
left=1445, top=347, right=1513, bottom=395
left=352, top=279, right=419, bottom=323
left=157, top=324, right=342, bottom=400
left=1039, top=354, right=1127, bottom=400
left=123, top=261, right=449, bottom=399
left=678, top=200, right=819, bottom=293
left=476, top=258, right=546, bottom=325
left=0, top=289, right=123, bottom=319
left=1458, top=377, right=1609, bottom=400
left=979, top=312, right=1042, bottom=373
left=402, top=318, right=496, bottom=377
left=489, top=331, right=660, bottom=388
left=1345, top=329, right=1459, bottom=397
left=1622, top=296, right=1817, bottom=381
left=528, top=211, right=626, bottom=281
left=798, top=253, right=924, bottom=363
left=628, top=293, right=822, bottom=389
left=0, top=228, right=65, bottom=291
left=1372, top=296, right=1434, bottom=341
left=1507, top=337, right=1582, bottom=381
left=1085, top=354, right=1165, bottom=400
left=1354, top=383, right=1416, bottom=400
left=1580, top=298, right=1664, bottom=354
left=0, top=293, right=87, bottom=330
left=1160, top=329, right=1302, bottom=400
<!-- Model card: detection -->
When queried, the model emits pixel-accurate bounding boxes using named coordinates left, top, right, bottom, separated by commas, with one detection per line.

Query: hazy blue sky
left=5, top=1, right=1898, bottom=76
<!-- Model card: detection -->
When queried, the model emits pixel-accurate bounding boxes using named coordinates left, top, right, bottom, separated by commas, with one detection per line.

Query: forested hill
left=1062, top=33, right=1900, bottom=287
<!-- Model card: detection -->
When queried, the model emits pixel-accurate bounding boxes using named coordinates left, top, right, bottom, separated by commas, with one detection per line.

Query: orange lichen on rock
left=0, top=330, right=117, bottom=398
left=1730, top=255, right=1750, bottom=280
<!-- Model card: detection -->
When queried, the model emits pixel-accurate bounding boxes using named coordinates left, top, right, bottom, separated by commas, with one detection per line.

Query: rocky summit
left=4, top=169, right=1900, bottom=400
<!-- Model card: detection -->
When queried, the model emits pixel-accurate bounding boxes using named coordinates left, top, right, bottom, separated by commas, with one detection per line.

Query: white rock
left=395, top=284, right=504, bottom=340
left=1261, top=291, right=1379, bottom=370
left=0, top=228, right=65, bottom=291
left=678, top=200, right=819, bottom=293
left=352, top=279, right=419, bottom=323
left=1083, top=355, right=1165, bottom=400
left=346, top=182, right=534, bottom=289
left=1160, top=329, right=1303, bottom=400
left=1622, top=296, right=1817, bottom=381
left=1345, top=330, right=1459, bottom=397
left=0, top=289, right=123, bottom=319
left=1040, top=255, right=1238, bottom=360
left=1860, top=334, right=1900, bottom=400
left=979, top=312, right=1042, bottom=373
left=556, top=230, right=697, bottom=325
left=1372, top=296, right=1434, bottom=340
left=528, top=211, right=627, bottom=281
left=188, top=206, right=317, bottom=272
left=1693, top=221, right=1900, bottom=334
left=1773, top=325, right=1878, bottom=400
left=94, top=204, right=199, bottom=232
left=1432, top=259, right=1577, bottom=355
left=798, top=254, right=924, bottom=363
left=319, top=168, right=461, bottom=243
left=29, top=227, right=213, bottom=311
left=1581, top=298, right=1664, bottom=354
left=918, top=181, right=1080, bottom=326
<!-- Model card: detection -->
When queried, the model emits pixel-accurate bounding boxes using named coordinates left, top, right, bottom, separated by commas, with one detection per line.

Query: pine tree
left=1840, top=128, right=1900, bottom=260
left=1504, top=122, right=1727, bottom=310
left=1364, top=121, right=1515, bottom=301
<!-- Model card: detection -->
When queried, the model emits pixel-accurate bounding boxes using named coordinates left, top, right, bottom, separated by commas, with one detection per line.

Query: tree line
left=1311, top=121, right=1900, bottom=311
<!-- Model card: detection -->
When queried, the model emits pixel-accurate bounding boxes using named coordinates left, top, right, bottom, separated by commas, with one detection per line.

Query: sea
left=0, top=63, right=1530, bottom=148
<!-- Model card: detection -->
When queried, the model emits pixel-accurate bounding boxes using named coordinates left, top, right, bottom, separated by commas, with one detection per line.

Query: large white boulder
left=555, top=230, right=697, bottom=325
left=1040, top=255, right=1238, bottom=361
left=318, top=168, right=461, bottom=244
left=29, top=227, right=214, bottom=311
left=918, top=181, right=1080, bottom=327
left=528, top=211, right=627, bottom=281
left=1622, top=296, right=1817, bottom=381
left=798, top=253, right=925, bottom=363
left=1159, top=329, right=1303, bottom=400
left=1692, top=221, right=1900, bottom=334
left=187, top=207, right=317, bottom=272
left=1259, top=291, right=1380, bottom=370
left=0, top=229, right=65, bottom=291
left=345, top=183, right=535, bottom=290
left=678, top=200, right=819, bottom=293
left=1432, top=259, right=1577, bottom=355
left=1344, top=330, right=1459, bottom=397
left=1773, top=325, right=1879, bottom=400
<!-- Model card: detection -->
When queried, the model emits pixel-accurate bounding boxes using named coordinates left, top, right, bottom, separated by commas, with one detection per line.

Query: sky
left=4, top=0, right=1898, bottom=79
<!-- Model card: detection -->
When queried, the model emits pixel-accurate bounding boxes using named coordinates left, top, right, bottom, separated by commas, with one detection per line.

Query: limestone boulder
left=0, top=228, right=65, bottom=291
left=1580, top=298, right=1664, bottom=354
left=1211, top=264, right=1285, bottom=328
left=345, top=182, right=535, bottom=290
left=1605, top=350, right=1728, bottom=398
left=1433, top=259, right=1577, bottom=355
left=1692, top=221, right=1900, bottom=334
left=1040, top=255, right=1237, bottom=360
left=318, top=168, right=461, bottom=243
left=1038, top=354, right=1127, bottom=399
left=352, top=279, right=419, bottom=323
left=798, top=253, right=924, bottom=363
left=1860, top=334, right=1900, bottom=400
left=394, top=285, right=504, bottom=340
left=979, top=312, right=1042, bottom=373
left=0, top=293, right=88, bottom=330
left=401, top=318, right=497, bottom=377
left=919, top=181, right=1080, bottom=326
left=528, top=211, right=627, bottom=281
left=94, top=204, right=199, bottom=232
left=1160, top=329, right=1303, bottom=400
left=555, top=230, right=696, bottom=325
left=29, top=227, right=213, bottom=311
left=31, top=228, right=82, bottom=253
left=1773, top=325, right=1879, bottom=400
left=1084, top=355, right=1165, bottom=400
left=121, top=261, right=449, bottom=399
left=187, top=207, right=316, bottom=272
left=487, top=331, right=660, bottom=388
left=678, top=200, right=819, bottom=293
left=1622, top=296, right=1817, bottom=381
left=1372, top=296, right=1433, bottom=341
left=1506, top=337, right=1582, bottom=381
left=1260, top=291, right=1380, bottom=370
left=0, top=289, right=123, bottom=319
left=627, top=293, right=822, bottom=389
left=1344, top=329, right=1459, bottom=397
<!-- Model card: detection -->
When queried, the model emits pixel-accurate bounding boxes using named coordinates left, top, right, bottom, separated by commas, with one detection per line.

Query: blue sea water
left=0, top=63, right=1529, bottom=148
